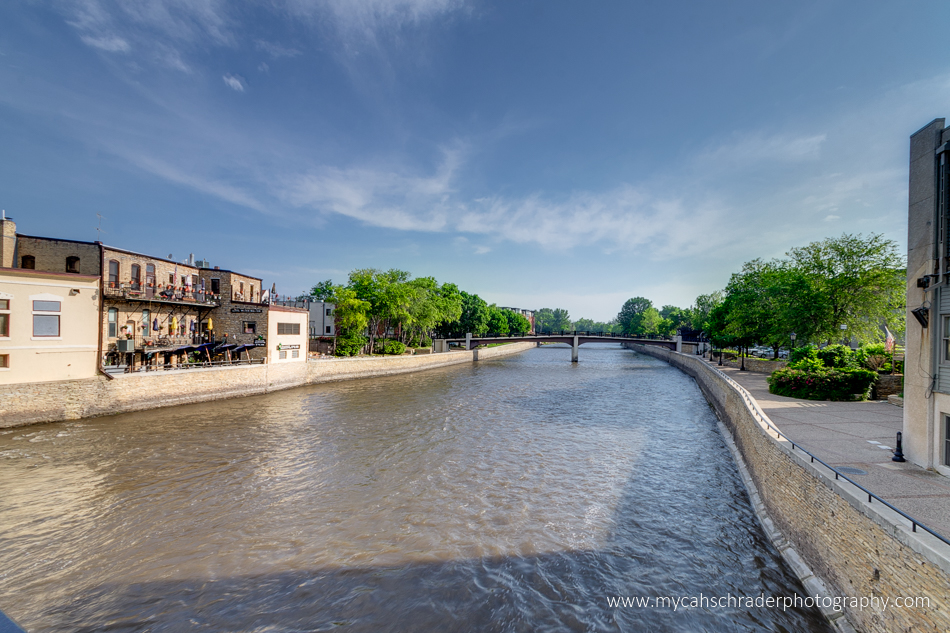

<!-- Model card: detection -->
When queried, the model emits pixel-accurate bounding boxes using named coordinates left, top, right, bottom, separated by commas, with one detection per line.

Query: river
left=0, top=344, right=831, bottom=632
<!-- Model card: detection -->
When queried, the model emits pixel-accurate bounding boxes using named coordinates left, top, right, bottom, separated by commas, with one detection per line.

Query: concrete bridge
left=439, top=333, right=681, bottom=362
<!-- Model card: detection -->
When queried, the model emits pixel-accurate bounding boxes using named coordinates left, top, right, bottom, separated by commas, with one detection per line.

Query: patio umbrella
left=171, top=316, right=178, bottom=332
left=207, top=317, right=214, bottom=331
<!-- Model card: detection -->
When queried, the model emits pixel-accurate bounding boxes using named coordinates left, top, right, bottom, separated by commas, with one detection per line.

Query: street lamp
left=718, top=342, right=723, bottom=366
left=790, top=332, right=796, bottom=350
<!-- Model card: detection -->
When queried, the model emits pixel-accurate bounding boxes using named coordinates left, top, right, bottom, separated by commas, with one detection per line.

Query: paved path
left=704, top=359, right=950, bottom=538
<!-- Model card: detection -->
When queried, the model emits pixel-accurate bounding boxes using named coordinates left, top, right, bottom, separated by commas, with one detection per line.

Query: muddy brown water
left=0, top=345, right=831, bottom=632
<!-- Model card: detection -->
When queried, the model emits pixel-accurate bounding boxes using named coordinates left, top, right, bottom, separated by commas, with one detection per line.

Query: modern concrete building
left=906, top=118, right=950, bottom=476
left=0, top=267, right=100, bottom=384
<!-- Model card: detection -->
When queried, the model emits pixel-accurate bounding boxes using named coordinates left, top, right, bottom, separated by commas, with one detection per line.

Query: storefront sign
left=253, top=340, right=267, bottom=347
left=231, top=307, right=263, bottom=313
left=277, top=344, right=300, bottom=350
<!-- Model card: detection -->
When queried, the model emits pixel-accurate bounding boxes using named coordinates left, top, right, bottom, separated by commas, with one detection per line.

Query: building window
left=325, top=326, right=331, bottom=334
left=211, top=278, right=220, bottom=294
left=292, top=349, right=299, bottom=359
left=108, top=260, right=119, bottom=288
left=0, top=354, right=7, bottom=368
left=33, top=300, right=61, bottom=337
left=326, top=308, right=331, bottom=317
left=250, top=285, right=255, bottom=302
left=243, top=321, right=257, bottom=334
left=21, top=255, right=35, bottom=269
left=0, top=299, right=9, bottom=337
left=946, top=415, right=950, bottom=467
left=277, top=322, right=300, bottom=335
left=131, top=264, right=141, bottom=290
left=146, top=264, right=155, bottom=288
left=66, top=256, right=80, bottom=273
left=108, top=307, right=118, bottom=338
left=279, top=350, right=287, bottom=360
left=142, top=309, right=150, bottom=334
left=168, top=273, right=175, bottom=286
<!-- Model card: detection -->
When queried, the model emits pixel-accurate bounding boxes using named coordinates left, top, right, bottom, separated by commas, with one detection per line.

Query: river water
left=0, top=345, right=831, bottom=632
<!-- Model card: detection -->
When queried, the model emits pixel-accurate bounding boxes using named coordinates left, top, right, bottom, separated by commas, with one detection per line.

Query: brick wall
left=0, top=342, right=536, bottom=428
left=630, top=344, right=950, bottom=633
left=16, top=236, right=101, bottom=276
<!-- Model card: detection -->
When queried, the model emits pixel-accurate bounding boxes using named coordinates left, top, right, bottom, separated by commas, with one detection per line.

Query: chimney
left=214, top=266, right=220, bottom=270
left=0, top=211, right=15, bottom=269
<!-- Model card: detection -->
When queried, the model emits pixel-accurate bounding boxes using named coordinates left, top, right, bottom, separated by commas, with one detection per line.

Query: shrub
left=334, top=334, right=366, bottom=357
left=768, top=367, right=877, bottom=401
left=816, top=344, right=856, bottom=369
left=788, top=344, right=818, bottom=365
left=420, top=336, right=433, bottom=348
left=382, top=339, right=406, bottom=355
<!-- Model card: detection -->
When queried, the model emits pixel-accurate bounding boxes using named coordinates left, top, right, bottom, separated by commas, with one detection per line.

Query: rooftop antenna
left=95, top=213, right=106, bottom=241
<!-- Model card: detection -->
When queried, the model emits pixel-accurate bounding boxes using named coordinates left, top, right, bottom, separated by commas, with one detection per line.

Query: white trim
left=0, top=291, right=12, bottom=300
left=29, top=292, right=65, bottom=302
left=0, top=344, right=96, bottom=350
left=0, top=279, right=98, bottom=289
left=30, top=337, right=63, bottom=341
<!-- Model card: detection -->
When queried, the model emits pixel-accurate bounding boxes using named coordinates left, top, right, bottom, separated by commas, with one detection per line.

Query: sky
left=2, top=1, right=950, bottom=321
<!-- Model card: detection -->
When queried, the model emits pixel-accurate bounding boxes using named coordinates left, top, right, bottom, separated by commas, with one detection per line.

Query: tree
left=458, top=291, right=490, bottom=335
left=486, top=305, right=510, bottom=334
left=786, top=233, right=905, bottom=344
left=309, top=279, right=335, bottom=301
left=328, top=286, right=370, bottom=356
left=508, top=311, right=531, bottom=334
left=535, top=307, right=571, bottom=333
left=617, top=297, right=653, bottom=335
left=690, top=291, right=723, bottom=332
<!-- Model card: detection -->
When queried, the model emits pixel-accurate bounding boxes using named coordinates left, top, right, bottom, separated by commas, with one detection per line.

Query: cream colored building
left=267, top=305, right=309, bottom=363
left=0, top=267, right=100, bottom=384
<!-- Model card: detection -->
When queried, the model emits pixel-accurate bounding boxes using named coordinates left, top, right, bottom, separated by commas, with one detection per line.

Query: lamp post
left=740, top=344, right=746, bottom=371
left=718, top=342, right=723, bottom=366
left=790, top=332, right=796, bottom=355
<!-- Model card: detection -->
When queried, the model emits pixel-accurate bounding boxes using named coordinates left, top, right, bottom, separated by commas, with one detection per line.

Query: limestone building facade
left=906, top=118, right=950, bottom=476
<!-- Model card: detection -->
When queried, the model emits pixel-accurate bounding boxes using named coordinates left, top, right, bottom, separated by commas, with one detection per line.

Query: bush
left=816, top=344, right=856, bottom=369
left=334, top=334, right=366, bottom=357
left=420, top=336, right=432, bottom=347
left=768, top=367, right=877, bottom=401
left=382, top=339, right=406, bottom=355
left=788, top=344, right=818, bottom=365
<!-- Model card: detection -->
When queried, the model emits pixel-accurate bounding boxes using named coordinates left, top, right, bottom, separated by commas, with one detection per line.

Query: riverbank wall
left=0, top=342, right=536, bottom=428
left=628, top=343, right=950, bottom=633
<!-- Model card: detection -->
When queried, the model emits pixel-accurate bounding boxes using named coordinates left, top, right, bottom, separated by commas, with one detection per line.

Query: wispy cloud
left=255, top=40, right=301, bottom=59
left=222, top=73, right=245, bottom=92
left=697, top=132, right=827, bottom=169
left=79, top=34, right=130, bottom=52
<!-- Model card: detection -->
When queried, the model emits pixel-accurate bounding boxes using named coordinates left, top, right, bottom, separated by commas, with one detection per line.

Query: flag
left=884, top=326, right=895, bottom=353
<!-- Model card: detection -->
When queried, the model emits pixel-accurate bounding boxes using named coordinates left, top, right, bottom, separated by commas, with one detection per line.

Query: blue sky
left=2, top=1, right=949, bottom=321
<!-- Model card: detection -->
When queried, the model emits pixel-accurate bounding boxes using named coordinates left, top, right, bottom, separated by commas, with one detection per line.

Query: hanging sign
left=231, top=307, right=263, bottom=313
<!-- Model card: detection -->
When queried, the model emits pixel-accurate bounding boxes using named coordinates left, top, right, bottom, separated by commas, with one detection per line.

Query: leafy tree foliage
left=487, top=305, right=511, bottom=334
left=617, top=297, right=653, bottom=335
left=535, top=307, right=572, bottom=333
left=507, top=311, right=532, bottom=335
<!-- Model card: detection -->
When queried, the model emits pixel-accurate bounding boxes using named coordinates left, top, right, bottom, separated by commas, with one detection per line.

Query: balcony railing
left=104, top=282, right=220, bottom=306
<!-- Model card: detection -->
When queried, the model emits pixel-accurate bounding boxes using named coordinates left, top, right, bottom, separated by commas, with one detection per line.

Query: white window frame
left=0, top=292, right=11, bottom=340
left=31, top=293, right=62, bottom=340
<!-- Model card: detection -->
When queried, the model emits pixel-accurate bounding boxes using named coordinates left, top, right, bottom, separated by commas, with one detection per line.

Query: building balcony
left=103, top=282, right=220, bottom=307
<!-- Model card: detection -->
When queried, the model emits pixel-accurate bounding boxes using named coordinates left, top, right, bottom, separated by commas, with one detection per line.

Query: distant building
left=271, top=297, right=336, bottom=337
left=267, top=305, right=309, bottom=363
left=498, top=306, right=535, bottom=331
left=905, top=118, right=950, bottom=477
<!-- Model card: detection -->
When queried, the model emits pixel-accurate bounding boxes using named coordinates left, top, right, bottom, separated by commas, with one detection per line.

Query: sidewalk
left=706, top=359, right=950, bottom=538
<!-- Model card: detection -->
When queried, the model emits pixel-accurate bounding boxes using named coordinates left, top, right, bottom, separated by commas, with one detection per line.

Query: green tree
left=328, top=286, right=370, bottom=356
left=690, top=291, right=723, bottom=332
left=486, top=305, right=511, bottom=334
left=786, top=233, right=905, bottom=344
left=458, top=291, right=490, bottom=335
left=617, top=297, right=653, bottom=335
left=535, top=307, right=572, bottom=333
left=508, top=311, right=531, bottom=334
left=309, top=279, right=335, bottom=302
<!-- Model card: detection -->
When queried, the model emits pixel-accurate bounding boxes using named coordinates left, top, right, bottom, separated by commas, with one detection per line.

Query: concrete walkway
left=704, top=359, right=950, bottom=539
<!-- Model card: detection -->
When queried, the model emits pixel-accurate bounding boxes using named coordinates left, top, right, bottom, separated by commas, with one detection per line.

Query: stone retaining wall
left=629, top=344, right=950, bottom=633
left=715, top=356, right=789, bottom=373
left=0, top=342, right=536, bottom=428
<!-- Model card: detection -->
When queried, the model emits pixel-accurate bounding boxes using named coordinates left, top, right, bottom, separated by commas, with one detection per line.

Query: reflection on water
left=0, top=345, right=831, bottom=631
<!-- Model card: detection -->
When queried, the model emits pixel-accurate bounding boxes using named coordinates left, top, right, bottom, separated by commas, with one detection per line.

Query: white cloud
left=79, top=34, right=130, bottom=52
left=255, top=40, right=301, bottom=59
left=222, top=73, right=245, bottom=92
left=698, top=132, right=827, bottom=170
left=824, top=214, right=841, bottom=222
left=258, top=62, right=269, bottom=72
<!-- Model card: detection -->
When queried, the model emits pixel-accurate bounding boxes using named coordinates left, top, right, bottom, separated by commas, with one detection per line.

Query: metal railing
left=696, top=357, right=950, bottom=548
left=104, top=283, right=220, bottom=306
left=106, top=357, right=265, bottom=374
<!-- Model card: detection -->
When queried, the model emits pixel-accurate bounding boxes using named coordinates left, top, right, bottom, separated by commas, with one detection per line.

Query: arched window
left=66, top=256, right=80, bottom=273
left=131, top=264, right=141, bottom=290
left=108, top=260, right=119, bottom=288
left=21, top=255, right=35, bottom=270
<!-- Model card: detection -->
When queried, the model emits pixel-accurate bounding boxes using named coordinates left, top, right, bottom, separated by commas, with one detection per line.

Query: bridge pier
left=572, top=336, right=579, bottom=363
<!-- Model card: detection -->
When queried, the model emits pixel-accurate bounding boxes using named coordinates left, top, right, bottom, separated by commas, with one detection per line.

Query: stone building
left=197, top=267, right=267, bottom=359
left=0, top=266, right=100, bottom=384
left=906, top=118, right=950, bottom=477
